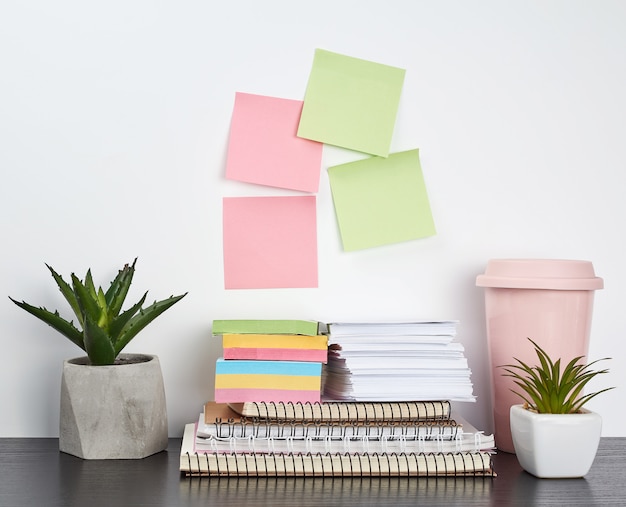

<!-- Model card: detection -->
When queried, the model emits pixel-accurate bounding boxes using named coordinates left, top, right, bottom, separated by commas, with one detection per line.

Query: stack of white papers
left=323, top=321, right=475, bottom=402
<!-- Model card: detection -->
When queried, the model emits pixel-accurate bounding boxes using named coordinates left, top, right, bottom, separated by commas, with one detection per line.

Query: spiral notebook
left=225, top=399, right=452, bottom=422
left=197, top=403, right=493, bottom=453
left=200, top=402, right=461, bottom=440
left=180, top=423, right=496, bottom=477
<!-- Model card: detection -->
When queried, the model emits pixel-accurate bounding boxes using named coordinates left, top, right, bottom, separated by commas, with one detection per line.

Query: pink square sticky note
left=223, top=196, right=318, bottom=289
left=225, top=92, right=323, bottom=193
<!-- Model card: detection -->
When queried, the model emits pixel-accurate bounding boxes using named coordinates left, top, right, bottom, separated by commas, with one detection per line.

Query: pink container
left=476, top=259, right=603, bottom=453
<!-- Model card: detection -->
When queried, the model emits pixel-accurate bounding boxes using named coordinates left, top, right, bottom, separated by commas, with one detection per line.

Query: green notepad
left=212, top=319, right=323, bottom=336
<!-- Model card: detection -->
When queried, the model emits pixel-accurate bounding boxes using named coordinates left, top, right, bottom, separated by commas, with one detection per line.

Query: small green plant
left=10, top=259, right=187, bottom=366
left=500, top=338, right=614, bottom=414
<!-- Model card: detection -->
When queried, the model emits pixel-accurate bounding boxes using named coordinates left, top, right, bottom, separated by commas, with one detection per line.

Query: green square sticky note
left=328, top=149, right=436, bottom=251
left=298, top=49, right=405, bottom=157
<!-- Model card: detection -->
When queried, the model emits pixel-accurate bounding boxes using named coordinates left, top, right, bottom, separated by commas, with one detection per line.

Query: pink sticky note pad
left=223, top=196, right=318, bottom=289
left=225, top=92, right=323, bottom=193
left=223, top=348, right=328, bottom=363
left=214, top=388, right=321, bottom=404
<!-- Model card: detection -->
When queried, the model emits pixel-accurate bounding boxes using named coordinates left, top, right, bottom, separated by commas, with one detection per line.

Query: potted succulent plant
left=501, top=338, right=614, bottom=478
left=10, top=259, right=187, bottom=459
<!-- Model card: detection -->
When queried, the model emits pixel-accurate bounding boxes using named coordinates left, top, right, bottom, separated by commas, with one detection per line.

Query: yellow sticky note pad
left=328, top=149, right=436, bottom=251
left=297, top=49, right=405, bottom=157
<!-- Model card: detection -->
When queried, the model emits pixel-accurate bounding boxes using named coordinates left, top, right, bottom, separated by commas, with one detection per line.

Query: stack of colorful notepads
left=212, top=319, right=328, bottom=404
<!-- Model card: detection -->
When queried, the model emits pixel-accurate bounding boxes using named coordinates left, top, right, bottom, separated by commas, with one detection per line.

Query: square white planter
left=509, top=404, right=602, bottom=478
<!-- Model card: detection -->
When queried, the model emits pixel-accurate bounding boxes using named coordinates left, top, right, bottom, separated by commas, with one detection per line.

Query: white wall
left=1, top=0, right=624, bottom=438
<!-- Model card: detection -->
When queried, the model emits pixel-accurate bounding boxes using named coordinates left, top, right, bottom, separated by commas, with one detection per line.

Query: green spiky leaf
left=46, top=264, right=83, bottom=327
left=108, top=292, right=148, bottom=344
left=105, top=259, right=136, bottom=319
left=71, top=273, right=102, bottom=326
left=8, top=298, right=85, bottom=351
left=500, top=338, right=614, bottom=414
left=84, top=269, right=97, bottom=301
left=10, top=259, right=186, bottom=365
left=83, top=313, right=116, bottom=365
left=114, top=293, right=187, bottom=356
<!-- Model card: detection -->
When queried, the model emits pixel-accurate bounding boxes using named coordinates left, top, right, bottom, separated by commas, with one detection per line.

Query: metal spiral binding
left=183, top=450, right=496, bottom=477
left=246, top=400, right=451, bottom=423
left=209, top=416, right=460, bottom=440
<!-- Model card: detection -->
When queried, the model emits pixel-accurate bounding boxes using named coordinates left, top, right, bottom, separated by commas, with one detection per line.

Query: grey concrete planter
left=60, top=353, right=168, bottom=459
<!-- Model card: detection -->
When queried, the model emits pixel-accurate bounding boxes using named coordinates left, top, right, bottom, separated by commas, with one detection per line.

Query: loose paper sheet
left=297, top=49, right=406, bottom=157
left=328, top=149, right=436, bottom=251
left=226, top=92, right=323, bottom=192
left=223, top=196, right=318, bottom=289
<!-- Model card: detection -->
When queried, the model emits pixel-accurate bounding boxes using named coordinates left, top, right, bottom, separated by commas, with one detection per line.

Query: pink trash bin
left=476, top=259, right=603, bottom=453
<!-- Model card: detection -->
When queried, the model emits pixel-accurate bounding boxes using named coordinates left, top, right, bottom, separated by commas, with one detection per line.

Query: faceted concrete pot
left=510, top=404, right=602, bottom=478
left=60, top=354, right=168, bottom=460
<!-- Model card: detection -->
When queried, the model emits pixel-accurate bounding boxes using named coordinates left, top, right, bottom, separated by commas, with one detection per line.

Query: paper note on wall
left=328, top=149, right=436, bottom=251
left=297, top=49, right=406, bottom=157
left=225, top=92, right=323, bottom=193
left=222, top=196, right=318, bottom=289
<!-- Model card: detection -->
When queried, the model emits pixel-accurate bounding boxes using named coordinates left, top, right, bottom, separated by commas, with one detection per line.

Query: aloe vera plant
left=501, top=338, right=614, bottom=414
left=9, top=259, right=186, bottom=365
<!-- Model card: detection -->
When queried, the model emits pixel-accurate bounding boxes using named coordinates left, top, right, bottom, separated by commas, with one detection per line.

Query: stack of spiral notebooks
left=180, top=319, right=496, bottom=477
left=180, top=400, right=496, bottom=477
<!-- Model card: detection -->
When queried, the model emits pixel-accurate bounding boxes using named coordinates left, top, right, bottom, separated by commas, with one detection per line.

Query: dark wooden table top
left=1, top=437, right=624, bottom=506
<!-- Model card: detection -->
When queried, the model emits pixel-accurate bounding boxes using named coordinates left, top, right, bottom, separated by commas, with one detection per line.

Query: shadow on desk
left=177, top=439, right=625, bottom=507
left=180, top=475, right=493, bottom=506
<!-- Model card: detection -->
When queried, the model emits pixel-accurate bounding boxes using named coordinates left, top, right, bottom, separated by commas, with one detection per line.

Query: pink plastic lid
left=476, top=259, right=604, bottom=290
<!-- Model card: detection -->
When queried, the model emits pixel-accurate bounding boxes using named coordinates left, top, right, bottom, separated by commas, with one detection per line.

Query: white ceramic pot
left=509, top=404, right=602, bottom=478
left=60, top=354, right=168, bottom=459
